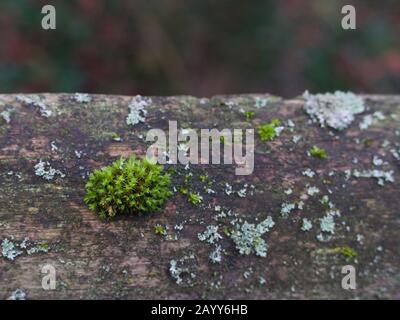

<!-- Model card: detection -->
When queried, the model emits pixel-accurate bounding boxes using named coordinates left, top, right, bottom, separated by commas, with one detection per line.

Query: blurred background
left=0, top=0, right=399, bottom=97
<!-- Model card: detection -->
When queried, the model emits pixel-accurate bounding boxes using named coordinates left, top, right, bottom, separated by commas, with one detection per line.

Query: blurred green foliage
left=0, top=0, right=399, bottom=96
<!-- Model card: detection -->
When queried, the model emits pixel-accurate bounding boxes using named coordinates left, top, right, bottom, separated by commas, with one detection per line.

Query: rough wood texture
left=0, top=93, right=399, bottom=300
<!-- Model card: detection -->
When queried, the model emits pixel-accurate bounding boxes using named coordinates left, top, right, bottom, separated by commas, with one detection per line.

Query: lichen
left=8, top=289, right=26, bottom=300
left=320, top=215, right=335, bottom=234
left=209, top=245, right=222, bottom=263
left=353, top=169, right=395, bottom=186
left=16, top=94, right=52, bottom=117
left=73, top=93, right=92, bottom=103
left=0, top=109, right=12, bottom=124
left=301, top=218, right=313, bottom=232
left=359, top=111, right=385, bottom=130
left=198, top=225, right=223, bottom=244
left=26, top=241, right=50, bottom=255
left=169, top=254, right=197, bottom=286
left=254, top=97, right=268, bottom=108
left=230, top=217, right=275, bottom=257
left=307, top=186, right=320, bottom=196
left=280, top=202, right=296, bottom=218
left=303, top=90, right=365, bottom=130
left=372, top=155, right=384, bottom=166
left=34, top=160, right=65, bottom=180
left=302, top=168, right=316, bottom=178
left=1, top=238, right=22, bottom=261
left=292, top=135, right=302, bottom=144
left=1, top=237, right=50, bottom=261
left=126, top=95, right=151, bottom=126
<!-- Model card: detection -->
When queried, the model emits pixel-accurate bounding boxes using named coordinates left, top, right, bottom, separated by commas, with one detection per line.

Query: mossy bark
left=0, top=93, right=399, bottom=299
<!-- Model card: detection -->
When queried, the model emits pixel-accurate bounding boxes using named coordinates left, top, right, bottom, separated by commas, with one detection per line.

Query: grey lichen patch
left=359, top=111, right=386, bottom=130
left=16, top=94, right=52, bottom=117
left=301, top=218, right=313, bottom=232
left=1, top=237, right=50, bottom=261
left=353, top=169, right=395, bottom=186
left=73, top=93, right=92, bottom=104
left=303, top=91, right=365, bottom=130
left=197, top=225, right=223, bottom=244
left=209, top=244, right=223, bottom=264
left=230, top=217, right=275, bottom=257
left=7, top=289, right=26, bottom=300
left=1, top=238, right=22, bottom=261
left=169, top=253, right=197, bottom=286
left=302, top=168, right=316, bottom=178
left=307, top=186, right=320, bottom=196
left=126, top=95, right=151, bottom=126
left=280, top=202, right=296, bottom=218
left=34, top=159, right=65, bottom=180
left=1, top=108, right=12, bottom=124
left=320, top=215, right=335, bottom=234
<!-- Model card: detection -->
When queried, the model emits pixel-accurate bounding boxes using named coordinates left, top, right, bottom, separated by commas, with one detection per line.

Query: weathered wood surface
left=0, top=93, right=399, bottom=300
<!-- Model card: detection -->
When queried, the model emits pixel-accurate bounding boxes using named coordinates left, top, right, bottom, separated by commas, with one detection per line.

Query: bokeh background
left=0, top=0, right=399, bottom=97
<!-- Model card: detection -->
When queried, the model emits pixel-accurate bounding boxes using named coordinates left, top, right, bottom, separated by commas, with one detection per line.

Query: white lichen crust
left=16, top=94, right=52, bottom=117
left=126, top=95, right=151, bottom=126
left=34, top=160, right=65, bottom=180
left=230, top=217, right=275, bottom=257
left=303, top=91, right=365, bottom=131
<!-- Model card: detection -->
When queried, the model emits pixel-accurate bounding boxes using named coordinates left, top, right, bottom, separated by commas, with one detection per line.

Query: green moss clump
left=334, top=246, right=357, bottom=259
left=84, top=156, right=171, bottom=220
left=244, top=111, right=255, bottom=121
left=188, top=192, right=203, bottom=205
left=309, top=146, right=327, bottom=159
left=257, top=119, right=281, bottom=141
left=154, top=224, right=167, bottom=236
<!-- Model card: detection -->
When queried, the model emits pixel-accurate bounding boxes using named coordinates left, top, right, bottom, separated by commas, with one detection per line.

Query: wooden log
left=0, top=93, right=399, bottom=299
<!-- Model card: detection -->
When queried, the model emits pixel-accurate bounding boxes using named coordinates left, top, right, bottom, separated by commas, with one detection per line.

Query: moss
left=153, top=224, right=167, bottom=236
left=363, top=138, right=374, bottom=148
left=334, top=246, right=357, bottom=259
left=84, top=156, right=172, bottom=220
left=183, top=174, right=191, bottom=184
left=244, top=111, right=255, bottom=121
left=199, top=173, right=208, bottom=183
left=309, top=146, right=327, bottom=159
left=188, top=192, right=203, bottom=205
left=257, top=119, right=281, bottom=141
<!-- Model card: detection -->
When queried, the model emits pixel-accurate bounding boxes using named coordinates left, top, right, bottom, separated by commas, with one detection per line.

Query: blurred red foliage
left=0, top=0, right=398, bottom=96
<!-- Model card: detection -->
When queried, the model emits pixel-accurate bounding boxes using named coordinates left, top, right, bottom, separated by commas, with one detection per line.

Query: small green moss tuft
left=188, top=192, right=203, bottom=205
left=199, top=173, right=208, bottom=183
left=309, top=146, right=328, bottom=159
left=257, top=119, right=281, bottom=141
left=244, top=111, right=255, bottom=121
left=334, top=246, right=357, bottom=259
left=84, top=156, right=171, bottom=220
left=154, top=224, right=167, bottom=236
